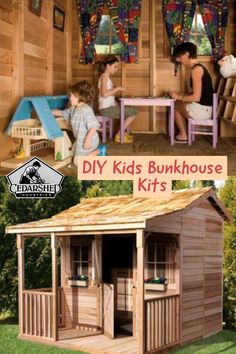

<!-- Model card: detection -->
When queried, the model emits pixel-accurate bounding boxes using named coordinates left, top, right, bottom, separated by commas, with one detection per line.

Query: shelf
left=220, top=117, right=236, bottom=125
left=219, top=96, right=236, bottom=103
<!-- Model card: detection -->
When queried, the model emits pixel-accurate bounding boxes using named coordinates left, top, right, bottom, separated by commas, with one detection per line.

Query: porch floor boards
left=58, top=330, right=138, bottom=354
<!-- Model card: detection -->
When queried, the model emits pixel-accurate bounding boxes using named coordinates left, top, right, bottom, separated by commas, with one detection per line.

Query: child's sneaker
left=98, top=144, right=107, bottom=156
left=115, top=132, right=133, bottom=143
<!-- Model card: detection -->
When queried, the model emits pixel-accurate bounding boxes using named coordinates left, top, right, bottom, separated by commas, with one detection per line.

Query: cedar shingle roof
left=6, top=187, right=231, bottom=234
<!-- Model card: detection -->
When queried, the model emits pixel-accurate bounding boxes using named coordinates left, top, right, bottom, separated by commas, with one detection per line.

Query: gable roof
left=6, top=187, right=231, bottom=234
left=6, top=95, right=68, bottom=140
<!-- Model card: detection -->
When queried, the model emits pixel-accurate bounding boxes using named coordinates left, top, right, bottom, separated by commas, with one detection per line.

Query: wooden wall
left=181, top=202, right=223, bottom=344
left=0, top=1, right=16, bottom=160
left=146, top=198, right=224, bottom=345
left=0, top=0, right=71, bottom=161
left=71, top=0, right=236, bottom=135
left=63, top=286, right=100, bottom=328
left=0, top=0, right=236, bottom=160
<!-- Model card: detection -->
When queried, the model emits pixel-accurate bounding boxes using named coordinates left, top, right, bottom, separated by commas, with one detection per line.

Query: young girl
left=97, top=55, right=138, bottom=143
left=52, top=81, right=100, bottom=166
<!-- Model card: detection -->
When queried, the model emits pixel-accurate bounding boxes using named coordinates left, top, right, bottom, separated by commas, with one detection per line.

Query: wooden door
left=103, top=283, right=114, bottom=339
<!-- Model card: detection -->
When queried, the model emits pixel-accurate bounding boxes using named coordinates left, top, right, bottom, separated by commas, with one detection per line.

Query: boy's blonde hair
left=70, top=81, right=94, bottom=105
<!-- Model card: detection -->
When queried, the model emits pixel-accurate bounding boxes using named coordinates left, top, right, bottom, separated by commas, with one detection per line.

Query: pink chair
left=188, top=93, right=218, bottom=148
left=96, top=116, right=113, bottom=143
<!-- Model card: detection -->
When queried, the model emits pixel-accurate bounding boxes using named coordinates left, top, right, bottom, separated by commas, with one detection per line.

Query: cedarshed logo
left=7, top=157, right=64, bottom=198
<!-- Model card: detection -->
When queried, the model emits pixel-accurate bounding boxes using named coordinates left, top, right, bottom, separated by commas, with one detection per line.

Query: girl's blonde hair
left=70, top=81, right=94, bottom=105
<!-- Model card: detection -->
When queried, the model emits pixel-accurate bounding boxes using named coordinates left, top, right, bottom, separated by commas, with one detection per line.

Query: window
left=72, top=245, right=89, bottom=277
left=94, top=14, right=123, bottom=55
left=146, top=242, right=176, bottom=283
left=189, top=10, right=211, bottom=56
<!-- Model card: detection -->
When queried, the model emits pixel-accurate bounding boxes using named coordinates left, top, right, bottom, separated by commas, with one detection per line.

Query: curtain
left=106, top=0, right=142, bottom=63
left=76, top=0, right=105, bottom=64
left=198, top=0, right=229, bottom=61
left=162, top=0, right=197, bottom=48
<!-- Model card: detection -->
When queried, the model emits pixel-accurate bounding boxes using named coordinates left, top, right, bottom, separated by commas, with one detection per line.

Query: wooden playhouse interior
left=1, top=1, right=236, bottom=170
left=6, top=188, right=231, bottom=354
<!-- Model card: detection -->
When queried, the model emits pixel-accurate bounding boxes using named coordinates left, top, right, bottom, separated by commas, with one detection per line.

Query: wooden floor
left=59, top=331, right=138, bottom=354
left=20, top=329, right=138, bottom=354
left=1, top=133, right=236, bottom=176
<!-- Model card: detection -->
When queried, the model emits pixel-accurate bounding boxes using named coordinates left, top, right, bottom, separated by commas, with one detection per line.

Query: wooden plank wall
left=0, top=1, right=16, bottom=159
left=181, top=202, right=223, bottom=344
left=63, top=286, right=100, bottom=328
left=71, top=1, right=236, bottom=136
left=0, top=0, right=70, bottom=161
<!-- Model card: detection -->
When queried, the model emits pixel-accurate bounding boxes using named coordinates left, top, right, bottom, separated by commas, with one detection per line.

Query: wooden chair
left=96, top=116, right=113, bottom=143
left=188, top=93, right=218, bottom=148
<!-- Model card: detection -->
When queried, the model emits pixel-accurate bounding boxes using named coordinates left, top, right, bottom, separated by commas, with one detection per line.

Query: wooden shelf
left=220, top=117, right=236, bottom=125
left=217, top=77, right=236, bottom=125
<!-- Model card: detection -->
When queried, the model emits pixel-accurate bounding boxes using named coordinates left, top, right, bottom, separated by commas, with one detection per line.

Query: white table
left=120, top=97, right=175, bottom=145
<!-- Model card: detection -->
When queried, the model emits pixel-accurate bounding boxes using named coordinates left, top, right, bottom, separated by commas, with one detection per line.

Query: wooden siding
left=0, top=0, right=70, bottom=161
left=181, top=202, right=223, bottom=344
left=0, top=0, right=16, bottom=160
left=72, top=1, right=236, bottom=137
left=63, top=286, right=100, bottom=328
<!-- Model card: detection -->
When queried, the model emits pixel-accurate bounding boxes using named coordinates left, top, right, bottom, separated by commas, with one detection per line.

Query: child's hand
left=169, top=91, right=179, bottom=100
left=84, top=140, right=92, bottom=150
left=116, top=86, right=125, bottom=93
left=52, top=109, right=62, bottom=117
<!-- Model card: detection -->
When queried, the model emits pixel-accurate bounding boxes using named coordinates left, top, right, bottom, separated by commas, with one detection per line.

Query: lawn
left=172, top=330, right=236, bottom=354
left=0, top=317, right=88, bottom=354
left=1, top=316, right=236, bottom=354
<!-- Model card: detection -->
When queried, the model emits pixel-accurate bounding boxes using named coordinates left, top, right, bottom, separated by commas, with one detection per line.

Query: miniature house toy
left=6, top=187, right=231, bottom=354
left=1, top=95, right=72, bottom=170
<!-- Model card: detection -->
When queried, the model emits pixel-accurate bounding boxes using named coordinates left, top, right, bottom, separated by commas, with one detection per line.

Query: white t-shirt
left=98, top=74, right=117, bottom=109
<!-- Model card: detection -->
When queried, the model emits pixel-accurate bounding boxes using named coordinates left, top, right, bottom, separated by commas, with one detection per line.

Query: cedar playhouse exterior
left=6, top=187, right=231, bottom=354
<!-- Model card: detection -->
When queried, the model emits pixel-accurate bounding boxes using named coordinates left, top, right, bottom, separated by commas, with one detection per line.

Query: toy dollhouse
left=6, top=187, right=231, bottom=354
left=1, top=95, right=72, bottom=170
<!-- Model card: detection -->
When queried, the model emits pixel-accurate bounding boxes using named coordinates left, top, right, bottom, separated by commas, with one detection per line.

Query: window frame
left=71, top=243, right=91, bottom=277
left=189, top=5, right=211, bottom=57
left=94, top=8, right=123, bottom=57
left=145, top=241, right=177, bottom=284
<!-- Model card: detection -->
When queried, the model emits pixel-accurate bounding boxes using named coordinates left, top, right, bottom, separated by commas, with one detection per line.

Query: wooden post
left=136, top=229, right=145, bottom=354
left=51, top=233, right=58, bottom=341
left=12, top=0, right=24, bottom=110
left=149, top=0, right=156, bottom=132
left=17, top=234, right=24, bottom=336
left=45, top=0, right=53, bottom=94
left=66, top=0, right=72, bottom=87
left=93, top=235, right=102, bottom=284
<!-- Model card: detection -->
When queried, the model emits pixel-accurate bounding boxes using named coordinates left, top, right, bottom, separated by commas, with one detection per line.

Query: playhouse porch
left=16, top=230, right=180, bottom=354
left=19, top=286, right=179, bottom=354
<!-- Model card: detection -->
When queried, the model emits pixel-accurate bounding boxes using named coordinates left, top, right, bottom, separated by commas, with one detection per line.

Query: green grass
left=172, top=330, right=236, bottom=354
left=0, top=316, right=88, bottom=354
left=1, top=315, right=236, bottom=354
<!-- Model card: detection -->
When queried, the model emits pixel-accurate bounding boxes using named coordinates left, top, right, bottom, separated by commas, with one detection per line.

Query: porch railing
left=144, top=294, right=180, bottom=352
left=22, top=287, right=64, bottom=339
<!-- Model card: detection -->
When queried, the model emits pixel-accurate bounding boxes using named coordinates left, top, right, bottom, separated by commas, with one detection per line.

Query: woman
left=170, top=42, right=213, bottom=142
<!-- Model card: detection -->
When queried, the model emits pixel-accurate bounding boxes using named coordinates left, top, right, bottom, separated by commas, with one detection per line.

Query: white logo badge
left=7, top=157, right=64, bottom=198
